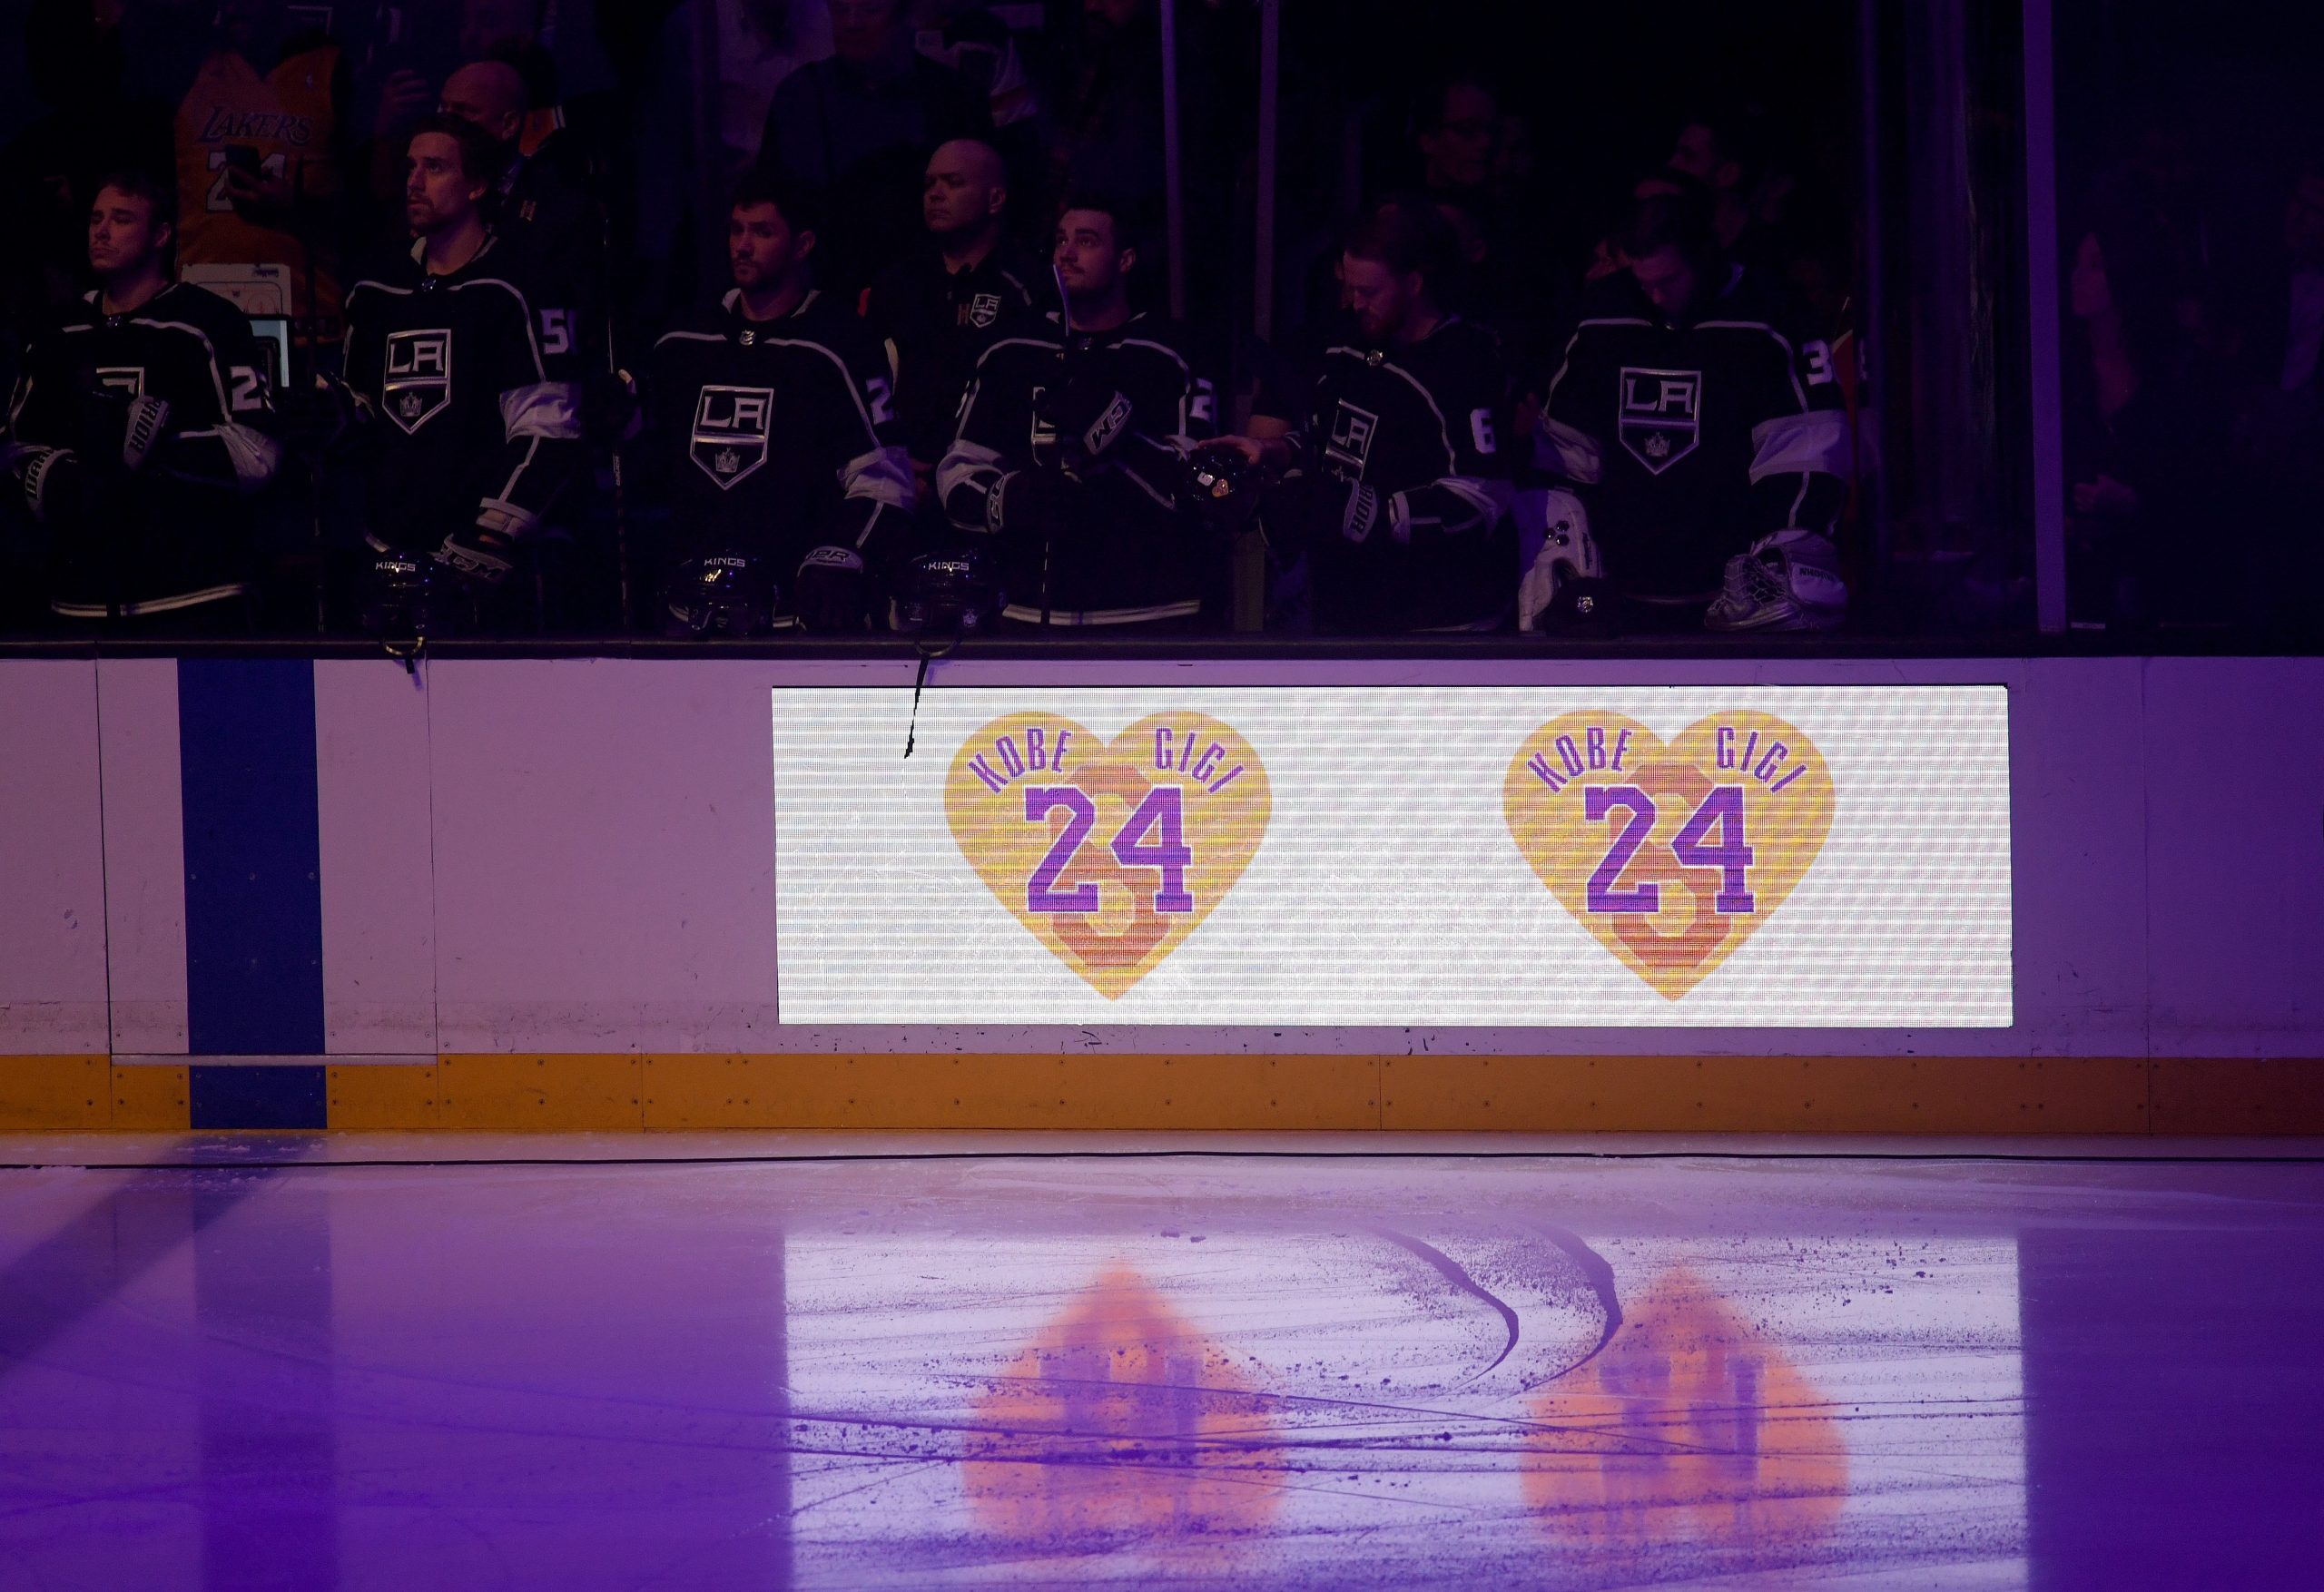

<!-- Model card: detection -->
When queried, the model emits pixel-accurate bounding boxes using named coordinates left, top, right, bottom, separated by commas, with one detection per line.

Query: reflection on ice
left=787, top=1226, right=2024, bottom=1587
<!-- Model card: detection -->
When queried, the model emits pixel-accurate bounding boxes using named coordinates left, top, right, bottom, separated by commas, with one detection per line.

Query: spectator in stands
left=862, top=138, right=1037, bottom=495
left=713, top=0, right=836, bottom=192
left=939, top=192, right=1217, bottom=629
left=2, top=169, right=282, bottom=628
left=2061, top=222, right=2239, bottom=630
left=1049, top=0, right=1167, bottom=252
left=2229, top=162, right=2324, bottom=637
left=160, top=0, right=358, bottom=342
left=756, top=0, right=992, bottom=304
left=1669, top=112, right=1773, bottom=254
left=439, top=59, right=608, bottom=398
left=1415, top=74, right=1498, bottom=208
left=910, top=1, right=1038, bottom=134
left=1530, top=191, right=1849, bottom=633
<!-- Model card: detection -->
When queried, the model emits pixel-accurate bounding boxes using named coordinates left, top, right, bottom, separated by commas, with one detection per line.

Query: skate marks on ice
left=783, top=1192, right=2023, bottom=1587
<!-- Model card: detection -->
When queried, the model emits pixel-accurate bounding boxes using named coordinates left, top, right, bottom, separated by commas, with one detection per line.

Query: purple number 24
left=1582, top=784, right=1757, bottom=915
left=1024, top=785, right=1195, bottom=914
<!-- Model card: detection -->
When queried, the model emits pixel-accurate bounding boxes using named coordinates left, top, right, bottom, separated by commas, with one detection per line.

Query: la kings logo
left=383, top=330, right=452, bottom=433
left=1618, top=367, right=1701, bottom=475
left=1324, top=401, right=1379, bottom=481
left=690, top=385, right=773, bottom=489
left=965, top=291, right=1002, bottom=329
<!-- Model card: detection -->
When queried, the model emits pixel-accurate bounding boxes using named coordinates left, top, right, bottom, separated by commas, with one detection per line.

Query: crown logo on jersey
left=714, top=447, right=741, bottom=475
left=1643, top=432, right=1669, bottom=459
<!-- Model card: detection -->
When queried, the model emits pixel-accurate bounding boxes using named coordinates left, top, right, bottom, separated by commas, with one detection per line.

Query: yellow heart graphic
left=1502, top=712, right=1835, bottom=999
left=946, top=712, right=1271, bottom=998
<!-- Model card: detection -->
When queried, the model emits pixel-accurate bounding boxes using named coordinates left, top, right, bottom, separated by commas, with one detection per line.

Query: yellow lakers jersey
left=173, top=44, right=343, bottom=336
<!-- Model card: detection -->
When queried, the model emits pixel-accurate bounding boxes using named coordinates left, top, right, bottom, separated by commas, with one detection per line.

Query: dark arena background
left=3, top=0, right=2321, bottom=1587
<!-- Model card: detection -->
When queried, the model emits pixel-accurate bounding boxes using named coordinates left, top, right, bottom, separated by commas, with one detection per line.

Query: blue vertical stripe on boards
left=177, top=658, right=328, bottom=1126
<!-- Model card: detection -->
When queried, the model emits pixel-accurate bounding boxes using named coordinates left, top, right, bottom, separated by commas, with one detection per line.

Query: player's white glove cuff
left=1339, top=482, right=1381, bottom=544
left=473, top=498, right=538, bottom=540
left=437, top=529, right=515, bottom=585
left=121, top=396, right=171, bottom=472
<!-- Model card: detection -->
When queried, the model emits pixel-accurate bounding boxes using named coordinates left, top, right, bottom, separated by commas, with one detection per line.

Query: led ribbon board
left=771, top=686, right=2011, bottom=1026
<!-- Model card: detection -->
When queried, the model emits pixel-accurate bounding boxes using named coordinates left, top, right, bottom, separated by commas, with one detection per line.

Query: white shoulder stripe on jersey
left=1324, top=344, right=1462, bottom=474
left=119, top=318, right=232, bottom=412
left=1695, top=319, right=1811, bottom=409
left=1544, top=317, right=1652, bottom=403
left=347, top=276, right=549, bottom=377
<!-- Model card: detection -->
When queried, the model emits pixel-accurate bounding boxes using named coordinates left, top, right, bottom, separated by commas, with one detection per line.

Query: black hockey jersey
left=341, top=236, right=583, bottom=550
left=860, top=245, right=1036, bottom=465
left=1261, top=315, right=1514, bottom=632
left=2, top=281, right=281, bottom=616
left=1541, top=267, right=1849, bottom=602
left=938, top=311, right=1216, bottom=624
left=646, top=288, right=912, bottom=589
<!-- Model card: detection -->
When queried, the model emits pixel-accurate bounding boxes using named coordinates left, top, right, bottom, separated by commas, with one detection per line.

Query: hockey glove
left=14, top=446, right=102, bottom=526
left=1337, top=478, right=1384, bottom=545
left=1037, top=371, right=1137, bottom=460
left=793, top=545, right=868, bottom=632
left=987, top=467, right=1072, bottom=537
left=118, top=395, right=171, bottom=472
left=435, top=526, right=517, bottom=586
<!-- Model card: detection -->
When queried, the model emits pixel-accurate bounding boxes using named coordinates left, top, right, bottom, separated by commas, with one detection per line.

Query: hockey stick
left=1040, top=262, right=1077, bottom=631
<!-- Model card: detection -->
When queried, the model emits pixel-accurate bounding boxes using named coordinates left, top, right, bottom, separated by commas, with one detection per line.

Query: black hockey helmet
left=663, top=553, right=781, bottom=637
left=891, top=545, right=1004, bottom=636
left=360, top=545, right=453, bottom=639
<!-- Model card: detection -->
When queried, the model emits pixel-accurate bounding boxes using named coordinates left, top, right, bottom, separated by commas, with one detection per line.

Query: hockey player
left=861, top=139, right=1037, bottom=481
left=3, top=170, right=282, bottom=625
left=645, top=177, right=913, bottom=631
left=340, top=114, right=582, bottom=602
left=937, top=192, right=1218, bottom=629
left=1529, top=191, right=1849, bottom=632
left=1214, top=200, right=1514, bottom=633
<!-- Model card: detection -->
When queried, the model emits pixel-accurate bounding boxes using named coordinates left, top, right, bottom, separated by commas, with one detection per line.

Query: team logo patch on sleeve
left=1618, top=367, right=1701, bottom=474
left=1324, top=401, right=1379, bottom=479
left=382, top=330, right=452, bottom=433
left=689, top=385, right=774, bottom=488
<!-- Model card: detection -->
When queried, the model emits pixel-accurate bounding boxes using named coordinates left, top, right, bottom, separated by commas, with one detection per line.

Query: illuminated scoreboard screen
left=770, top=686, right=2012, bottom=1026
